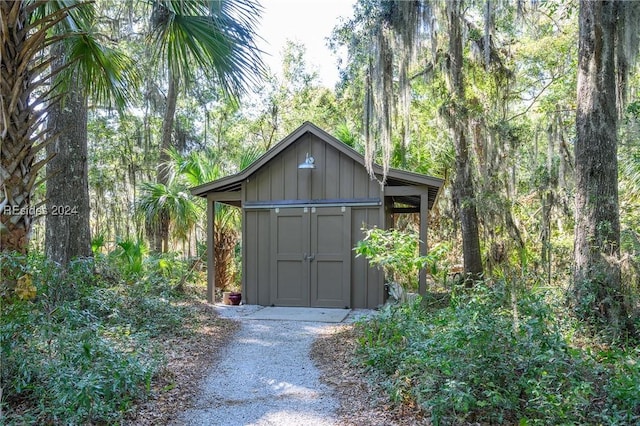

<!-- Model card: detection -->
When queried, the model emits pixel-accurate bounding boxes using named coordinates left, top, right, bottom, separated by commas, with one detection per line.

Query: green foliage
left=354, top=226, right=450, bottom=290
left=136, top=181, right=200, bottom=244
left=0, top=252, right=198, bottom=424
left=111, top=238, right=147, bottom=278
left=148, top=0, right=265, bottom=96
left=334, top=122, right=361, bottom=149
left=91, top=233, right=107, bottom=254
left=357, top=282, right=640, bottom=425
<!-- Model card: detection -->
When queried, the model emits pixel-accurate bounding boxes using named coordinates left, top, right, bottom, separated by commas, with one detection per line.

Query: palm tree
left=145, top=0, right=265, bottom=252
left=137, top=180, right=199, bottom=253
left=136, top=147, right=247, bottom=290
left=0, top=1, right=134, bottom=254
left=176, top=146, right=264, bottom=290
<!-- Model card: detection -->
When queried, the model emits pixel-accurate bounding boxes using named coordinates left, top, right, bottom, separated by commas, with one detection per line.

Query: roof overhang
left=191, top=121, right=444, bottom=206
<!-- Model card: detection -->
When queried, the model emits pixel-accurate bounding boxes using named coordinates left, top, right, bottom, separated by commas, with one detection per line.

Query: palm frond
left=64, top=32, right=140, bottom=110
left=215, top=202, right=240, bottom=230
left=32, top=0, right=140, bottom=110
left=166, top=146, right=221, bottom=186
left=136, top=181, right=201, bottom=241
left=149, top=0, right=265, bottom=98
left=239, top=145, right=263, bottom=170
left=620, top=151, right=640, bottom=206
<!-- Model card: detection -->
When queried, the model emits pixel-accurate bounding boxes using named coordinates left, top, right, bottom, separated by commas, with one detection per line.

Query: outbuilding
left=191, top=122, right=443, bottom=309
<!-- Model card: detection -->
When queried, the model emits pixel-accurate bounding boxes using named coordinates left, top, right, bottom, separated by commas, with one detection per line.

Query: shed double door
left=270, top=206, right=351, bottom=308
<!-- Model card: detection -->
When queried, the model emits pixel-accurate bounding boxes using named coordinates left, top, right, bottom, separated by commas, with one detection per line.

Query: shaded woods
left=1, top=0, right=640, bottom=424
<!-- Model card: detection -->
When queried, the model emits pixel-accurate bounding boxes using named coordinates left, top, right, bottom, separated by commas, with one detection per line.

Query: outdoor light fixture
left=298, top=152, right=316, bottom=169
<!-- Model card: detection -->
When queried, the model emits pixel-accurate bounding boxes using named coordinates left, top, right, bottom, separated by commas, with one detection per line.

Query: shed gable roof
left=191, top=121, right=443, bottom=198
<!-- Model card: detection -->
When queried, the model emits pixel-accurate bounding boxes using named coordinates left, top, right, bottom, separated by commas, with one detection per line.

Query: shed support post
left=206, top=195, right=216, bottom=303
left=419, top=193, right=429, bottom=295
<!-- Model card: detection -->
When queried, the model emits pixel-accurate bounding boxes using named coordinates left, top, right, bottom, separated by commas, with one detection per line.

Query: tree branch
left=507, top=75, right=559, bottom=121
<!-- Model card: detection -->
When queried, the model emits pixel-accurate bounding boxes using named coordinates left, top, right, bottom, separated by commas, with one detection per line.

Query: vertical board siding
left=283, top=144, right=298, bottom=199
left=310, top=135, right=323, bottom=198
left=324, top=142, right=340, bottom=199
left=244, top=210, right=272, bottom=305
left=351, top=208, right=368, bottom=308
left=246, top=176, right=257, bottom=200
left=369, top=174, right=381, bottom=198
left=298, top=137, right=312, bottom=199
left=351, top=207, right=383, bottom=308
left=257, top=210, right=271, bottom=305
left=245, top=132, right=380, bottom=203
left=339, top=153, right=354, bottom=199
left=246, top=205, right=384, bottom=309
left=258, top=168, right=271, bottom=201
left=241, top=131, right=389, bottom=308
left=270, top=156, right=284, bottom=200
left=244, top=210, right=259, bottom=304
left=353, top=167, right=367, bottom=198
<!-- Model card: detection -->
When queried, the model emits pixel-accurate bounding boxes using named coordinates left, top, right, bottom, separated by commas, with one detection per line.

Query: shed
left=191, top=122, right=443, bottom=309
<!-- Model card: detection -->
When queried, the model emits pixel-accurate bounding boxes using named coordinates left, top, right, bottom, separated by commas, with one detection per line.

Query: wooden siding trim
left=206, top=194, right=215, bottom=303
left=242, top=209, right=249, bottom=302
left=384, top=186, right=429, bottom=197
left=244, top=198, right=381, bottom=209
left=211, top=191, right=242, bottom=202
left=419, top=193, right=429, bottom=295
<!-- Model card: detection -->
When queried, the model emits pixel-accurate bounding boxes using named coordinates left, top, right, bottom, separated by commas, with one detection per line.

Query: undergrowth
left=356, top=281, right=640, bottom=425
left=0, top=251, right=204, bottom=424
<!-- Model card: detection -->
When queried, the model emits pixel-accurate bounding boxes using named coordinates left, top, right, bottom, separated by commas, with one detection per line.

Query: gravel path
left=171, top=313, right=341, bottom=426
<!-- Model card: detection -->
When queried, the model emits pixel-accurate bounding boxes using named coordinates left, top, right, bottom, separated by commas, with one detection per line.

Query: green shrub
left=357, top=282, right=640, bottom=425
left=110, top=238, right=147, bottom=278
left=354, top=226, right=450, bottom=291
left=0, top=252, right=196, bottom=424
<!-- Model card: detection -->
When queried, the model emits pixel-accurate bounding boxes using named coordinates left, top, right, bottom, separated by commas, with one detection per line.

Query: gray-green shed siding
left=191, top=122, right=442, bottom=309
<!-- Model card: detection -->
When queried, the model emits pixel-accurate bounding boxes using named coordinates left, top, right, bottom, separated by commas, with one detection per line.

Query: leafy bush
left=357, top=282, right=640, bottom=425
left=354, top=226, right=450, bottom=291
left=0, top=252, right=197, bottom=424
left=110, top=237, right=147, bottom=278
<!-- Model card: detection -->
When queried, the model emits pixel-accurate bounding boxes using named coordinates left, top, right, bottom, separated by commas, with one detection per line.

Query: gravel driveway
left=171, top=307, right=343, bottom=426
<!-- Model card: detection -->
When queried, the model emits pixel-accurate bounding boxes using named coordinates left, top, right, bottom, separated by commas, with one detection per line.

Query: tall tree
left=1, top=1, right=51, bottom=252
left=146, top=0, right=265, bottom=252
left=45, top=53, right=92, bottom=264
left=573, top=0, right=639, bottom=331
left=444, top=1, right=483, bottom=282
left=45, top=4, right=138, bottom=265
left=1, top=1, right=88, bottom=253
left=346, top=0, right=484, bottom=280
left=0, top=1, right=136, bottom=256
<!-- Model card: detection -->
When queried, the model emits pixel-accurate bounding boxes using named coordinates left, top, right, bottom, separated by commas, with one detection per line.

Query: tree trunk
left=573, top=0, right=629, bottom=331
left=446, top=0, right=483, bottom=283
left=0, top=2, right=41, bottom=253
left=541, top=120, right=556, bottom=281
left=45, top=48, right=93, bottom=266
left=147, top=71, right=177, bottom=253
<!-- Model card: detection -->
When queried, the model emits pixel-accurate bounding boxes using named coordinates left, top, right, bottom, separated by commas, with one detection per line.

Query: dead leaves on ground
left=125, top=301, right=239, bottom=425
left=310, top=325, right=430, bottom=426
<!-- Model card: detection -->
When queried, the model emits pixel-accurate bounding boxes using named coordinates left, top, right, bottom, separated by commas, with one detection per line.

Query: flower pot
left=222, top=291, right=232, bottom=305
left=228, top=292, right=242, bottom=305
